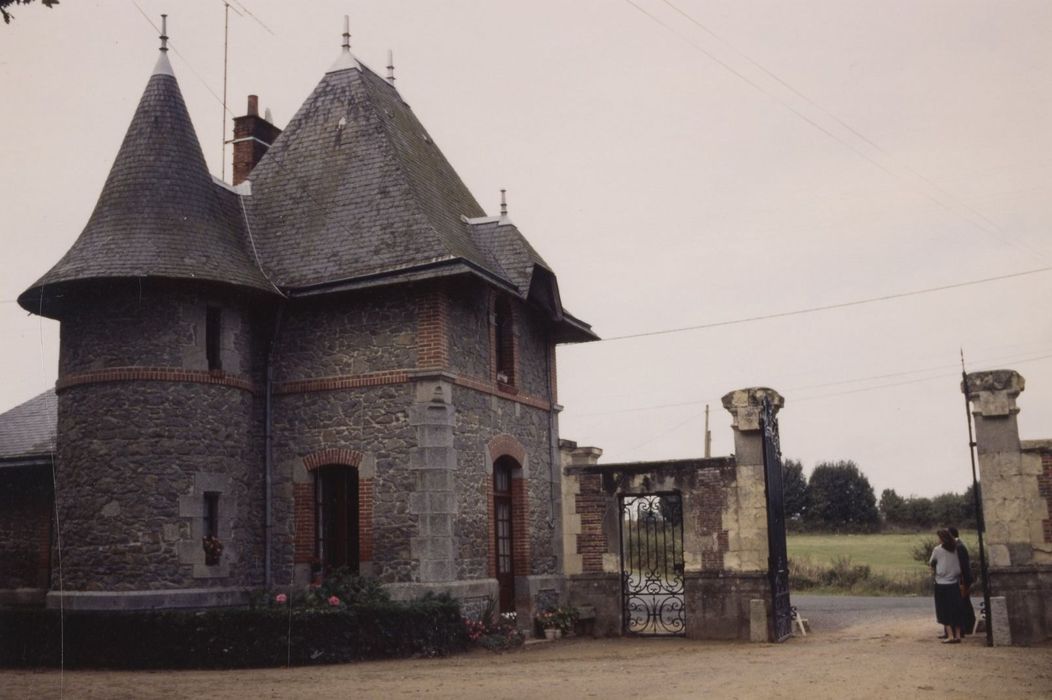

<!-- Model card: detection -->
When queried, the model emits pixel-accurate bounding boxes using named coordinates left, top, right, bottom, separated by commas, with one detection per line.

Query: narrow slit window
left=494, top=297, right=514, bottom=385
left=204, top=492, right=220, bottom=539
left=206, top=306, right=222, bottom=371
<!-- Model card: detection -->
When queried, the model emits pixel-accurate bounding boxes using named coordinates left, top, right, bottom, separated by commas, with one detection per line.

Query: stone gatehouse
left=0, top=21, right=792, bottom=642
left=0, top=23, right=594, bottom=621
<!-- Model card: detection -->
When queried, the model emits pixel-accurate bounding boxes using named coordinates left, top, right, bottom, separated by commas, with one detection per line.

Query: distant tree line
left=781, top=459, right=975, bottom=532
left=878, top=486, right=977, bottom=530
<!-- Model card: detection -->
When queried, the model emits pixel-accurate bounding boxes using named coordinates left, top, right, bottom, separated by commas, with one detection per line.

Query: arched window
left=316, top=466, right=360, bottom=574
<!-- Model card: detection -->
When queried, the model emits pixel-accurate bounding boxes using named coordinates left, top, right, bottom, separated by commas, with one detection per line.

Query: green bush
left=0, top=595, right=466, bottom=669
left=789, top=556, right=929, bottom=595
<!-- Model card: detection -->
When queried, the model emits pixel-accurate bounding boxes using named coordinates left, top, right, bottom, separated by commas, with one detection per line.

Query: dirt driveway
left=5, top=595, right=1051, bottom=700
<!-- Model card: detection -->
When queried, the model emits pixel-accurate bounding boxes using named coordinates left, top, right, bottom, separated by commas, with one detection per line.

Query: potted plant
left=202, top=535, right=223, bottom=566
left=536, top=609, right=560, bottom=640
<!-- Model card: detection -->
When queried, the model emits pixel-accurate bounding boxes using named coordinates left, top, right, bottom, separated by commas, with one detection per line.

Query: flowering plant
left=464, top=617, right=487, bottom=641
left=327, top=595, right=342, bottom=607
left=202, top=536, right=223, bottom=565
left=275, top=593, right=288, bottom=604
left=535, top=610, right=559, bottom=630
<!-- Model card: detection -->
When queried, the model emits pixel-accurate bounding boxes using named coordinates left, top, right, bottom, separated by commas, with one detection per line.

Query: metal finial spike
left=342, top=15, right=351, bottom=52
left=160, top=14, right=169, bottom=52
left=387, top=49, right=395, bottom=83
left=500, top=189, right=507, bottom=216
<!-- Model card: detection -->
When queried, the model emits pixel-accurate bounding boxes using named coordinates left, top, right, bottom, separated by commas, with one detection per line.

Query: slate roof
left=245, top=62, right=492, bottom=288
left=19, top=54, right=276, bottom=317
left=20, top=47, right=596, bottom=341
left=0, top=390, right=56, bottom=466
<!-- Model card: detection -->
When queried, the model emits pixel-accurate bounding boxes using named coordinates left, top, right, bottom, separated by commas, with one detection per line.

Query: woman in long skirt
left=930, top=529, right=963, bottom=643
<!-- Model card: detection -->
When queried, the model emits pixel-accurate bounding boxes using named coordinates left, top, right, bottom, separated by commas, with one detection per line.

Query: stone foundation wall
left=0, top=466, right=51, bottom=591
left=988, top=567, right=1052, bottom=645
left=685, top=572, right=770, bottom=640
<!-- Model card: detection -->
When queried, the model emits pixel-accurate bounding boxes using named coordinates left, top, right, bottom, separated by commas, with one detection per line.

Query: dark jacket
left=957, top=540, right=973, bottom=586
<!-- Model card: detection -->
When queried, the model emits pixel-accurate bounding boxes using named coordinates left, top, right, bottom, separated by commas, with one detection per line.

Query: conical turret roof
left=19, top=51, right=275, bottom=317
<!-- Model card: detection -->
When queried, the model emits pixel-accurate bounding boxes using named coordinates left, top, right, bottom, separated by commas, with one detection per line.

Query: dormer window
left=494, top=297, right=515, bottom=387
left=206, top=306, right=222, bottom=371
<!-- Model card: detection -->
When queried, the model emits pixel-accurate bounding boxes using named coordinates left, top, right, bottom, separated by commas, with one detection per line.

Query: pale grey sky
left=1, top=0, right=1049, bottom=498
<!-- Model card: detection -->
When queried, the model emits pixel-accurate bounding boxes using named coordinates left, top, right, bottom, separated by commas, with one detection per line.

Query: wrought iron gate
left=619, top=493, right=686, bottom=636
left=761, top=397, right=793, bottom=642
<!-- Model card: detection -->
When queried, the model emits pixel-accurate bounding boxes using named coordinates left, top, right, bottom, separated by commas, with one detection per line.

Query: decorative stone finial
left=387, top=49, right=395, bottom=83
left=721, top=387, right=784, bottom=432
left=964, top=369, right=1025, bottom=417
left=500, top=189, right=508, bottom=217
left=327, top=15, right=361, bottom=73
left=152, top=14, right=175, bottom=77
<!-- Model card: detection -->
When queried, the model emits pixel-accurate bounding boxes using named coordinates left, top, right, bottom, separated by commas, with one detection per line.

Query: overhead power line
left=592, top=266, right=1052, bottom=343
left=623, top=0, right=1044, bottom=259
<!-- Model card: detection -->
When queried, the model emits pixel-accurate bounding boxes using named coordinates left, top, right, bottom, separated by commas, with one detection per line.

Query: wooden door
left=318, top=467, right=359, bottom=574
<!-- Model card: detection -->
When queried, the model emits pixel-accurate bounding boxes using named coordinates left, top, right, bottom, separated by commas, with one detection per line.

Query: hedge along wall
left=0, top=600, right=467, bottom=669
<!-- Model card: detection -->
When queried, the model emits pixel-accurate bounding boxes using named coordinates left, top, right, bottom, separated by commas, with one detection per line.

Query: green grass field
left=786, top=531, right=979, bottom=595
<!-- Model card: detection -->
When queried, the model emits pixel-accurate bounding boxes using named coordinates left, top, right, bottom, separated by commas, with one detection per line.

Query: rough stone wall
left=52, top=287, right=267, bottom=593
left=55, top=381, right=264, bottom=590
left=451, top=386, right=558, bottom=580
left=59, top=281, right=259, bottom=377
left=0, top=467, right=51, bottom=590
left=271, top=384, right=415, bottom=585
left=271, top=287, right=418, bottom=383
left=446, top=281, right=490, bottom=381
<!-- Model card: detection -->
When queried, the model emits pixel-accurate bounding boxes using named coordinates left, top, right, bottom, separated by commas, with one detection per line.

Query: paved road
left=792, top=593, right=935, bottom=633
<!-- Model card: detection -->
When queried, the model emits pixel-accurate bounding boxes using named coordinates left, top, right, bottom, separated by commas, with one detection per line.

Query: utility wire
left=623, top=0, right=1043, bottom=258
left=659, top=0, right=1031, bottom=253
left=591, top=265, right=1052, bottom=343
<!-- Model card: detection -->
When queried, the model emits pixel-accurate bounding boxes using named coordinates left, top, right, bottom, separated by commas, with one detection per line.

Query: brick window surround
left=486, top=435, right=530, bottom=579
left=294, top=450, right=374, bottom=567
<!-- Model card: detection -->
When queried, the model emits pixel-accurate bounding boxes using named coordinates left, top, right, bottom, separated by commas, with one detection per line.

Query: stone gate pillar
left=721, top=387, right=783, bottom=572
left=965, top=369, right=1052, bottom=644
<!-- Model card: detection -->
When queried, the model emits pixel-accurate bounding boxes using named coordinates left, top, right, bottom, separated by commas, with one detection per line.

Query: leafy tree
left=781, top=458, right=808, bottom=521
left=1, top=0, right=58, bottom=25
left=879, top=488, right=906, bottom=523
left=805, top=460, right=879, bottom=532
left=902, top=496, right=935, bottom=528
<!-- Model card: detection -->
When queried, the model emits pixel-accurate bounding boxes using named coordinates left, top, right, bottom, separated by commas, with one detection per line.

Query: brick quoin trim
left=486, top=480, right=497, bottom=578
left=417, top=286, right=449, bottom=369
left=293, top=483, right=315, bottom=565
left=1040, top=454, right=1052, bottom=543
left=454, top=376, right=551, bottom=411
left=487, top=434, right=527, bottom=467
left=696, top=471, right=728, bottom=570
left=302, top=448, right=363, bottom=471
left=273, top=368, right=551, bottom=410
left=274, top=371, right=409, bottom=396
left=510, top=477, right=530, bottom=575
left=56, top=367, right=256, bottom=393
left=575, top=474, right=608, bottom=574
left=359, top=478, right=374, bottom=562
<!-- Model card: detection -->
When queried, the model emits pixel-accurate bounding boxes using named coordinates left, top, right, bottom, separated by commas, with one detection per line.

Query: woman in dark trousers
left=929, top=529, right=964, bottom=643
left=949, top=526, right=976, bottom=635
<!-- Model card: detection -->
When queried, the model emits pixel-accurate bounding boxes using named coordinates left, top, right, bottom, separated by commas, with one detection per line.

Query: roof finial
left=500, top=189, right=508, bottom=217
left=387, top=49, right=395, bottom=83
left=342, top=15, right=351, bottom=53
left=160, top=14, right=169, bottom=52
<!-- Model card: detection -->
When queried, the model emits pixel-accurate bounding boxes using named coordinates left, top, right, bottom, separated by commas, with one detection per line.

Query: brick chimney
left=231, top=95, right=282, bottom=185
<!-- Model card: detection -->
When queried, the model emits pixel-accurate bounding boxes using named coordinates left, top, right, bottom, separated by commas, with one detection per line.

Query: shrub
left=0, top=595, right=466, bottom=669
